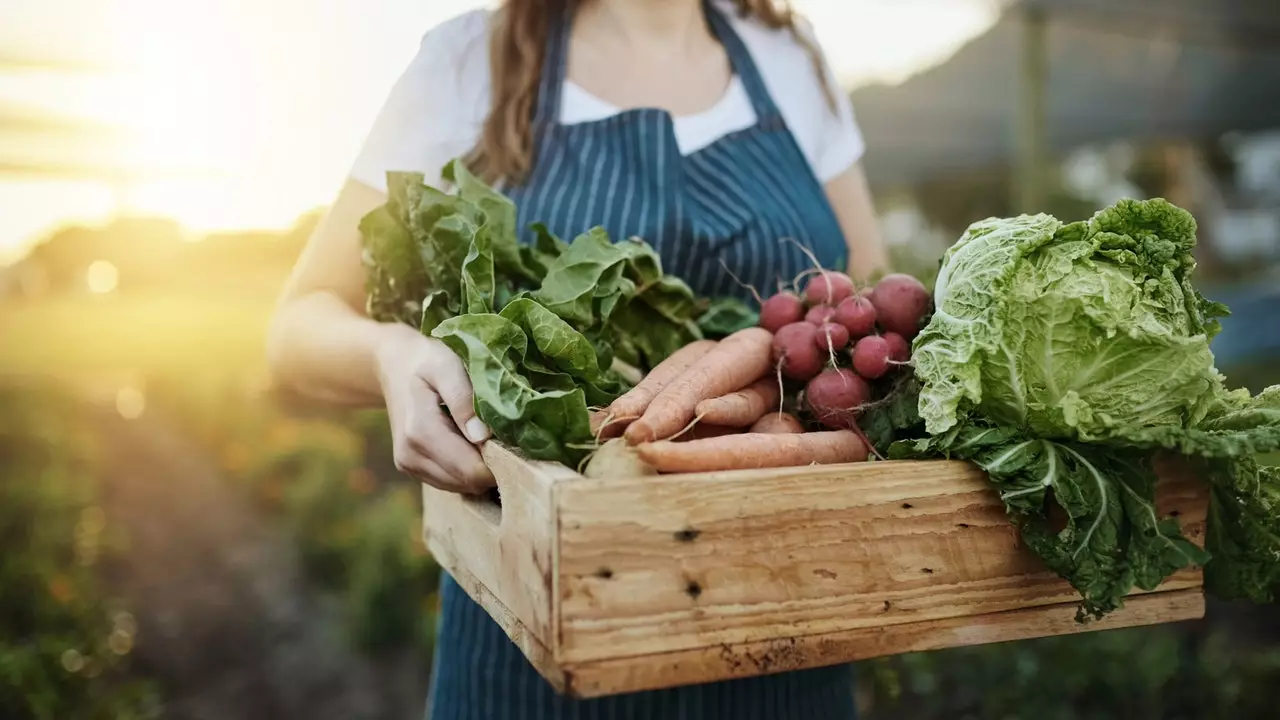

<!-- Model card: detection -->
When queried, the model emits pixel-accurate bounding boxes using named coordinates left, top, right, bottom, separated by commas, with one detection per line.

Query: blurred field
left=0, top=294, right=274, bottom=377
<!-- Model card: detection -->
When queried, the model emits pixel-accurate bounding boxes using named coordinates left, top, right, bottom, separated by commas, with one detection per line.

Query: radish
left=852, top=335, right=893, bottom=379
left=772, top=322, right=825, bottom=381
left=813, top=322, right=850, bottom=352
left=805, top=368, right=872, bottom=430
left=805, top=304, right=835, bottom=326
left=759, top=292, right=806, bottom=334
left=869, top=274, right=932, bottom=340
left=803, top=270, right=856, bottom=306
left=833, top=295, right=876, bottom=338
left=882, top=332, right=911, bottom=363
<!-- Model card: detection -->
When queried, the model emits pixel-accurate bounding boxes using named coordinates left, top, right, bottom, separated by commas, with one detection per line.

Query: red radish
left=759, top=292, right=806, bottom=333
left=869, top=273, right=932, bottom=340
left=813, top=322, right=850, bottom=352
left=833, top=295, right=876, bottom=338
left=805, top=368, right=872, bottom=430
left=803, top=270, right=856, bottom=306
left=883, top=332, right=911, bottom=363
left=852, top=335, right=893, bottom=379
left=772, top=322, right=825, bottom=381
left=805, top=304, right=835, bottom=326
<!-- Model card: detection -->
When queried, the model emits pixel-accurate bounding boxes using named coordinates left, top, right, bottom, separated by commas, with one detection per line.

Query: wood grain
left=420, top=442, right=573, bottom=648
left=422, top=444, right=1211, bottom=698
left=560, top=588, right=1205, bottom=698
left=554, top=459, right=1206, bottom=663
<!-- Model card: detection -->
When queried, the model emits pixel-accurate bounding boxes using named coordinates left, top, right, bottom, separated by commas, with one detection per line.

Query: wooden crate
left=422, top=443, right=1207, bottom=698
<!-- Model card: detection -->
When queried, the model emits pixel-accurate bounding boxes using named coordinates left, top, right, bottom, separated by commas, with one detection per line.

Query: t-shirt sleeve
left=348, top=12, right=490, bottom=193
left=797, top=19, right=866, bottom=183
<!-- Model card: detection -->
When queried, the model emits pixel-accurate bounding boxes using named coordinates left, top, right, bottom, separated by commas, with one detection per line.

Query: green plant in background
left=862, top=616, right=1280, bottom=720
left=0, top=384, right=160, bottom=720
left=147, top=374, right=442, bottom=658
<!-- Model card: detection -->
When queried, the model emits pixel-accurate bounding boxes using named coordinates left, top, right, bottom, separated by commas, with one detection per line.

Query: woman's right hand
left=375, top=325, right=496, bottom=494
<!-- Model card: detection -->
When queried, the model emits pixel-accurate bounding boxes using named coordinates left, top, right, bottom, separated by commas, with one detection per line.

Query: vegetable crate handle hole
left=461, top=486, right=503, bottom=529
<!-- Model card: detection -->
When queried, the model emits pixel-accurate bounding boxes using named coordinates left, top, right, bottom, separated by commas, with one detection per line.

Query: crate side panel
left=555, top=460, right=1207, bottom=663
left=562, top=588, right=1206, bottom=698
left=422, top=443, right=570, bottom=652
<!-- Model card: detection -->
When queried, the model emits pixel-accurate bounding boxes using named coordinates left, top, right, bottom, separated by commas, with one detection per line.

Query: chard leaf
left=443, top=160, right=540, bottom=285
left=359, top=173, right=429, bottom=325
left=636, top=275, right=701, bottom=326
left=419, top=290, right=452, bottom=335
left=460, top=216, right=495, bottom=314
left=610, top=300, right=701, bottom=369
left=430, top=313, right=592, bottom=465
left=697, top=297, right=759, bottom=338
left=522, top=223, right=570, bottom=278
left=533, top=228, right=635, bottom=326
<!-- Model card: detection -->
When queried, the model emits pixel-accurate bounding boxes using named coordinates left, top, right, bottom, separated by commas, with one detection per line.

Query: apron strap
left=532, top=1, right=784, bottom=126
left=704, top=2, right=783, bottom=121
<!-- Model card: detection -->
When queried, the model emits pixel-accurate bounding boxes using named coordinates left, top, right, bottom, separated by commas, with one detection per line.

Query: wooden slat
left=554, top=459, right=1207, bottom=664
left=560, top=588, right=1206, bottom=698
left=421, top=442, right=573, bottom=651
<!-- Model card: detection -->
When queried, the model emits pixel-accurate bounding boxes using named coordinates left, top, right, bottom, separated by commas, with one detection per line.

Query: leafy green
left=892, top=425, right=1210, bottom=621
left=901, top=197, right=1280, bottom=620
left=917, top=200, right=1225, bottom=441
left=860, top=374, right=925, bottom=453
left=359, top=162, right=742, bottom=466
left=697, top=297, right=759, bottom=338
left=431, top=313, right=593, bottom=464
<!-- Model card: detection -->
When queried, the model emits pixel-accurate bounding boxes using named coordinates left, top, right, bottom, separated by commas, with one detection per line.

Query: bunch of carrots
left=584, top=268, right=933, bottom=477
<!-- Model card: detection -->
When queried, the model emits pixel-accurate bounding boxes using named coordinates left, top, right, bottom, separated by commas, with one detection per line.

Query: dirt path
left=85, top=398, right=428, bottom=720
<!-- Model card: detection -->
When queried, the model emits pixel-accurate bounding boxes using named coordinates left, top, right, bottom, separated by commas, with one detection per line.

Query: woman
left=268, top=0, right=888, bottom=717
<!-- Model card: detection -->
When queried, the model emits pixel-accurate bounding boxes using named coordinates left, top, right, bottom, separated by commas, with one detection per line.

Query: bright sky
left=0, top=0, right=999, bottom=262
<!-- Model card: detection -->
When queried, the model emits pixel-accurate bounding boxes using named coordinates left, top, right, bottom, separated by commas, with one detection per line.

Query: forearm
left=825, top=163, right=890, bottom=283
left=266, top=290, right=418, bottom=408
left=846, top=214, right=889, bottom=283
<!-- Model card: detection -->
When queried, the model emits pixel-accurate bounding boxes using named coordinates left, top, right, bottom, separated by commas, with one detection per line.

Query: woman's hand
left=375, top=325, right=496, bottom=494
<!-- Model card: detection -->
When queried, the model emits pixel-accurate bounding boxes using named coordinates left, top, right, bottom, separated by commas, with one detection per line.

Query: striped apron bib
left=426, top=3, right=857, bottom=718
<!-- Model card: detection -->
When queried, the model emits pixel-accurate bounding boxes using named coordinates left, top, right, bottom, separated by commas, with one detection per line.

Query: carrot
left=694, top=378, right=781, bottom=427
left=634, top=430, right=868, bottom=473
left=625, top=328, right=775, bottom=444
left=592, top=340, right=717, bottom=439
left=749, top=412, right=804, bottom=434
left=677, top=423, right=743, bottom=442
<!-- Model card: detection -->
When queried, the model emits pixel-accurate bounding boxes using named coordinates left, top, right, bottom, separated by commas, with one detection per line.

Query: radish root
left=718, top=259, right=764, bottom=305
left=662, top=412, right=709, bottom=443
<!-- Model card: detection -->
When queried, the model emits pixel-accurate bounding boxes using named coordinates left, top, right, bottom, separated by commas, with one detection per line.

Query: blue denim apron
left=426, top=3, right=857, bottom=718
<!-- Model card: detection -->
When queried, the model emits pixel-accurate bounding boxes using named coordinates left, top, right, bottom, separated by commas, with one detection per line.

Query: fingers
left=398, top=382, right=494, bottom=492
left=424, top=351, right=491, bottom=444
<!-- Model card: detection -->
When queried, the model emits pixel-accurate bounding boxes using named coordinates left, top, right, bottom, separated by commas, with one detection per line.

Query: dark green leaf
left=697, top=297, right=759, bottom=338
left=892, top=423, right=1207, bottom=622
left=460, top=217, right=495, bottom=314
left=419, top=290, right=452, bottom=335
left=860, top=374, right=924, bottom=453
left=1203, top=457, right=1280, bottom=604
left=443, top=160, right=540, bottom=284
left=430, top=313, right=593, bottom=465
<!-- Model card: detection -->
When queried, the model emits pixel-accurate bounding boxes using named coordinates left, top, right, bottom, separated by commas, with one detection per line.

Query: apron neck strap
left=532, top=0, right=783, bottom=126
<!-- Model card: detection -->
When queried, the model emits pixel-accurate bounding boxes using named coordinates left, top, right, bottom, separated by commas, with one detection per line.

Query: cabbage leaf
left=903, top=198, right=1280, bottom=619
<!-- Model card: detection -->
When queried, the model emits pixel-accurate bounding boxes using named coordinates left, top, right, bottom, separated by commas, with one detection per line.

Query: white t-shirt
left=349, top=2, right=866, bottom=193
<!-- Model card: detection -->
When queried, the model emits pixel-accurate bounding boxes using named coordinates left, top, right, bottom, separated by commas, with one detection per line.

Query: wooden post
left=1015, top=4, right=1048, bottom=214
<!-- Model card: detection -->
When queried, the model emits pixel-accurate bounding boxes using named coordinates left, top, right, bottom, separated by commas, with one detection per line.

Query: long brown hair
left=465, top=0, right=836, bottom=185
